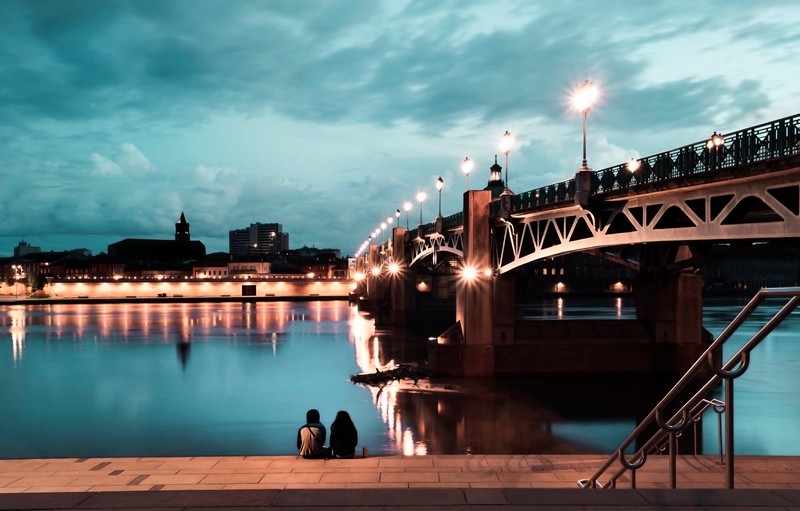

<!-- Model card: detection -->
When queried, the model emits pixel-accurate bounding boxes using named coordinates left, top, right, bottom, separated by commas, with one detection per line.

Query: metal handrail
left=578, top=286, right=800, bottom=489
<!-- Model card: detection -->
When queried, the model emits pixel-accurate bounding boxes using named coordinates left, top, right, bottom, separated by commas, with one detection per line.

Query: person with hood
left=296, top=408, right=330, bottom=459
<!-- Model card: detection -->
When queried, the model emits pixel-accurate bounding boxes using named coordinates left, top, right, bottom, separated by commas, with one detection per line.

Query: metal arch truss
left=408, top=230, right=464, bottom=267
left=493, top=169, right=800, bottom=274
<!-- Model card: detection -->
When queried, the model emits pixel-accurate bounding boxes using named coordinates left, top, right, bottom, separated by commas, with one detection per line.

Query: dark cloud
left=0, top=0, right=797, bottom=255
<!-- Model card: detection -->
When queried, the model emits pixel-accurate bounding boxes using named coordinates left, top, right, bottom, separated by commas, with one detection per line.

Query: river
left=0, top=296, right=797, bottom=458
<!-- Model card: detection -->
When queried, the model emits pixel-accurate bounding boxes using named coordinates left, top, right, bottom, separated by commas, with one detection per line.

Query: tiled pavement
left=0, top=454, right=798, bottom=509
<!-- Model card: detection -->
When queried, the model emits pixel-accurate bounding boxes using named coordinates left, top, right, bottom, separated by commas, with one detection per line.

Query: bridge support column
left=388, top=227, right=415, bottom=325
left=434, top=190, right=496, bottom=376
left=635, top=270, right=704, bottom=344
left=361, top=244, right=383, bottom=314
left=635, top=270, right=709, bottom=372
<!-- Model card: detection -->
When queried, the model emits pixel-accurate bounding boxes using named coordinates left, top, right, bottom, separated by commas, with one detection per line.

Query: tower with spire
left=175, top=212, right=190, bottom=242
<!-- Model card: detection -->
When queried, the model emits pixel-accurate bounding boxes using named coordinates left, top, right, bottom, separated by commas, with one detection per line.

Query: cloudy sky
left=1, top=0, right=798, bottom=257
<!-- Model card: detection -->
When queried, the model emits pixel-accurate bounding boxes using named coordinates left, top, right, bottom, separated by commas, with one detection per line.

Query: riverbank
left=1, top=454, right=799, bottom=492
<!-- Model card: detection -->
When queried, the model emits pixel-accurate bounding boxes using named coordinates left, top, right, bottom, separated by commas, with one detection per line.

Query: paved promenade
left=0, top=454, right=798, bottom=509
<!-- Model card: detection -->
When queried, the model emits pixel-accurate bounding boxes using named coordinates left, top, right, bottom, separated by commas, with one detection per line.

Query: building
left=108, top=212, right=206, bottom=265
left=13, top=240, right=41, bottom=257
left=229, top=223, right=289, bottom=256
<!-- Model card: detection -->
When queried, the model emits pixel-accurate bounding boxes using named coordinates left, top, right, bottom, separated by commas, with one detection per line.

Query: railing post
left=724, top=376, right=735, bottom=489
left=669, top=432, right=678, bottom=489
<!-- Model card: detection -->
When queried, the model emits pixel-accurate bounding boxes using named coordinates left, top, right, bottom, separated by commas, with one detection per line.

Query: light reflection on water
left=1, top=296, right=798, bottom=458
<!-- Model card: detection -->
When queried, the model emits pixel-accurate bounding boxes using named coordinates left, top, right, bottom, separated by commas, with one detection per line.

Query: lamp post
left=461, top=157, right=474, bottom=189
left=573, top=80, right=599, bottom=169
left=436, top=177, right=444, bottom=217
left=395, top=208, right=401, bottom=227
left=707, top=131, right=724, bottom=170
left=499, top=131, right=513, bottom=195
left=416, top=191, right=426, bottom=225
left=403, top=201, right=412, bottom=229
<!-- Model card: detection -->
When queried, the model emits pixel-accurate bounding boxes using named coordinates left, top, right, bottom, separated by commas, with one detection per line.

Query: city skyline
left=1, top=0, right=798, bottom=257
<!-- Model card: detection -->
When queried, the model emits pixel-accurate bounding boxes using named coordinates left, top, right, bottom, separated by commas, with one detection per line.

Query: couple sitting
left=296, top=408, right=358, bottom=459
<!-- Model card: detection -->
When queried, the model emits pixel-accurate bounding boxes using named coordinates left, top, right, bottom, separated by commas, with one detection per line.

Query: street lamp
left=395, top=208, right=401, bottom=227
left=707, top=131, right=724, bottom=149
left=573, top=80, right=599, bottom=169
left=416, top=191, right=426, bottom=224
left=461, top=157, right=474, bottom=189
left=403, top=201, right=412, bottom=229
left=436, top=177, right=444, bottom=217
left=499, top=131, right=513, bottom=194
left=707, top=131, right=725, bottom=170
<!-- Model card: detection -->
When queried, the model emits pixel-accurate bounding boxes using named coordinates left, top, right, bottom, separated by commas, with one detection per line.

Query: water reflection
left=348, top=308, right=427, bottom=455
left=1, top=297, right=798, bottom=457
left=8, top=307, right=25, bottom=366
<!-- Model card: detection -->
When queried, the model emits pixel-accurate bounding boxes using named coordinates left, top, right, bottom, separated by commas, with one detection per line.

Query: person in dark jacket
left=329, top=410, right=358, bottom=458
left=296, top=408, right=330, bottom=459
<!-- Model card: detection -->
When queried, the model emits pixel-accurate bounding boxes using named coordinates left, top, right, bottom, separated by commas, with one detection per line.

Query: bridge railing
left=578, top=286, right=800, bottom=490
left=394, top=113, right=799, bottom=241
left=406, top=211, right=463, bottom=240
left=512, top=113, right=800, bottom=212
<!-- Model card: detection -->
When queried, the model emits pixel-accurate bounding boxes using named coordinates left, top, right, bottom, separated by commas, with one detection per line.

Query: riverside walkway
left=0, top=454, right=798, bottom=509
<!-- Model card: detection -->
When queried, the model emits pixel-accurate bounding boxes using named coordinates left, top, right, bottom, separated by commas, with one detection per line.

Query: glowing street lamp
left=707, top=131, right=724, bottom=149
left=403, top=201, right=412, bottom=229
left=707, top=131, right=725, bottom=170
left=499, top=131, right=513, bottom=194
left=416, top=191, right=426, bottom=224
left=395, top=208, right=401, bottom=227
left=436, top=177, right=444, bottom=217
left=627, top=157, right=640, bottom=173
left=461, top=157, right=474, bottom=189
left=573, top=80, right=599, bottom=169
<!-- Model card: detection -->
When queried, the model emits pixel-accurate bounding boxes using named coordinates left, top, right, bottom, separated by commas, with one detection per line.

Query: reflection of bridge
left=354, top=113, right=800, bottom=376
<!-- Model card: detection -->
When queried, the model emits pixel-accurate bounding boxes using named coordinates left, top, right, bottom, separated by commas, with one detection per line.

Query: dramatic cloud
left=0, top=0, right=798, bottom=256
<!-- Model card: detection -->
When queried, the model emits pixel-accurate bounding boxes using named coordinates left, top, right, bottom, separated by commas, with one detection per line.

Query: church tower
left=175, top=212, right=190, bottom=242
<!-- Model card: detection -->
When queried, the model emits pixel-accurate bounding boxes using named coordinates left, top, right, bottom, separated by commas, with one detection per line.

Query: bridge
left=353, top=113, right=800, bottom=376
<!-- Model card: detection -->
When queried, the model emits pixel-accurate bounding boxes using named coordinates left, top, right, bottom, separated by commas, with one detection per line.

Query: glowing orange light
left=462, top=265, right=478, bottom=282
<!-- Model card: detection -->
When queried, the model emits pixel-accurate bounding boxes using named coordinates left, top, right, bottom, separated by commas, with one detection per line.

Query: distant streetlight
left=403, top=201, right=412, bottom=229
left=499, top=131, right=513, bottom=195
left=436, top=176, right=444, bottom=217
left=395, top=208, right=401, bottom=227
left=416, top=191, right=426, bottom=224
left=461, top=157, right=474, bottom=189
left=627, top=157, right=640, bottom=173
left=573, top=80, right=599, bottom=169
